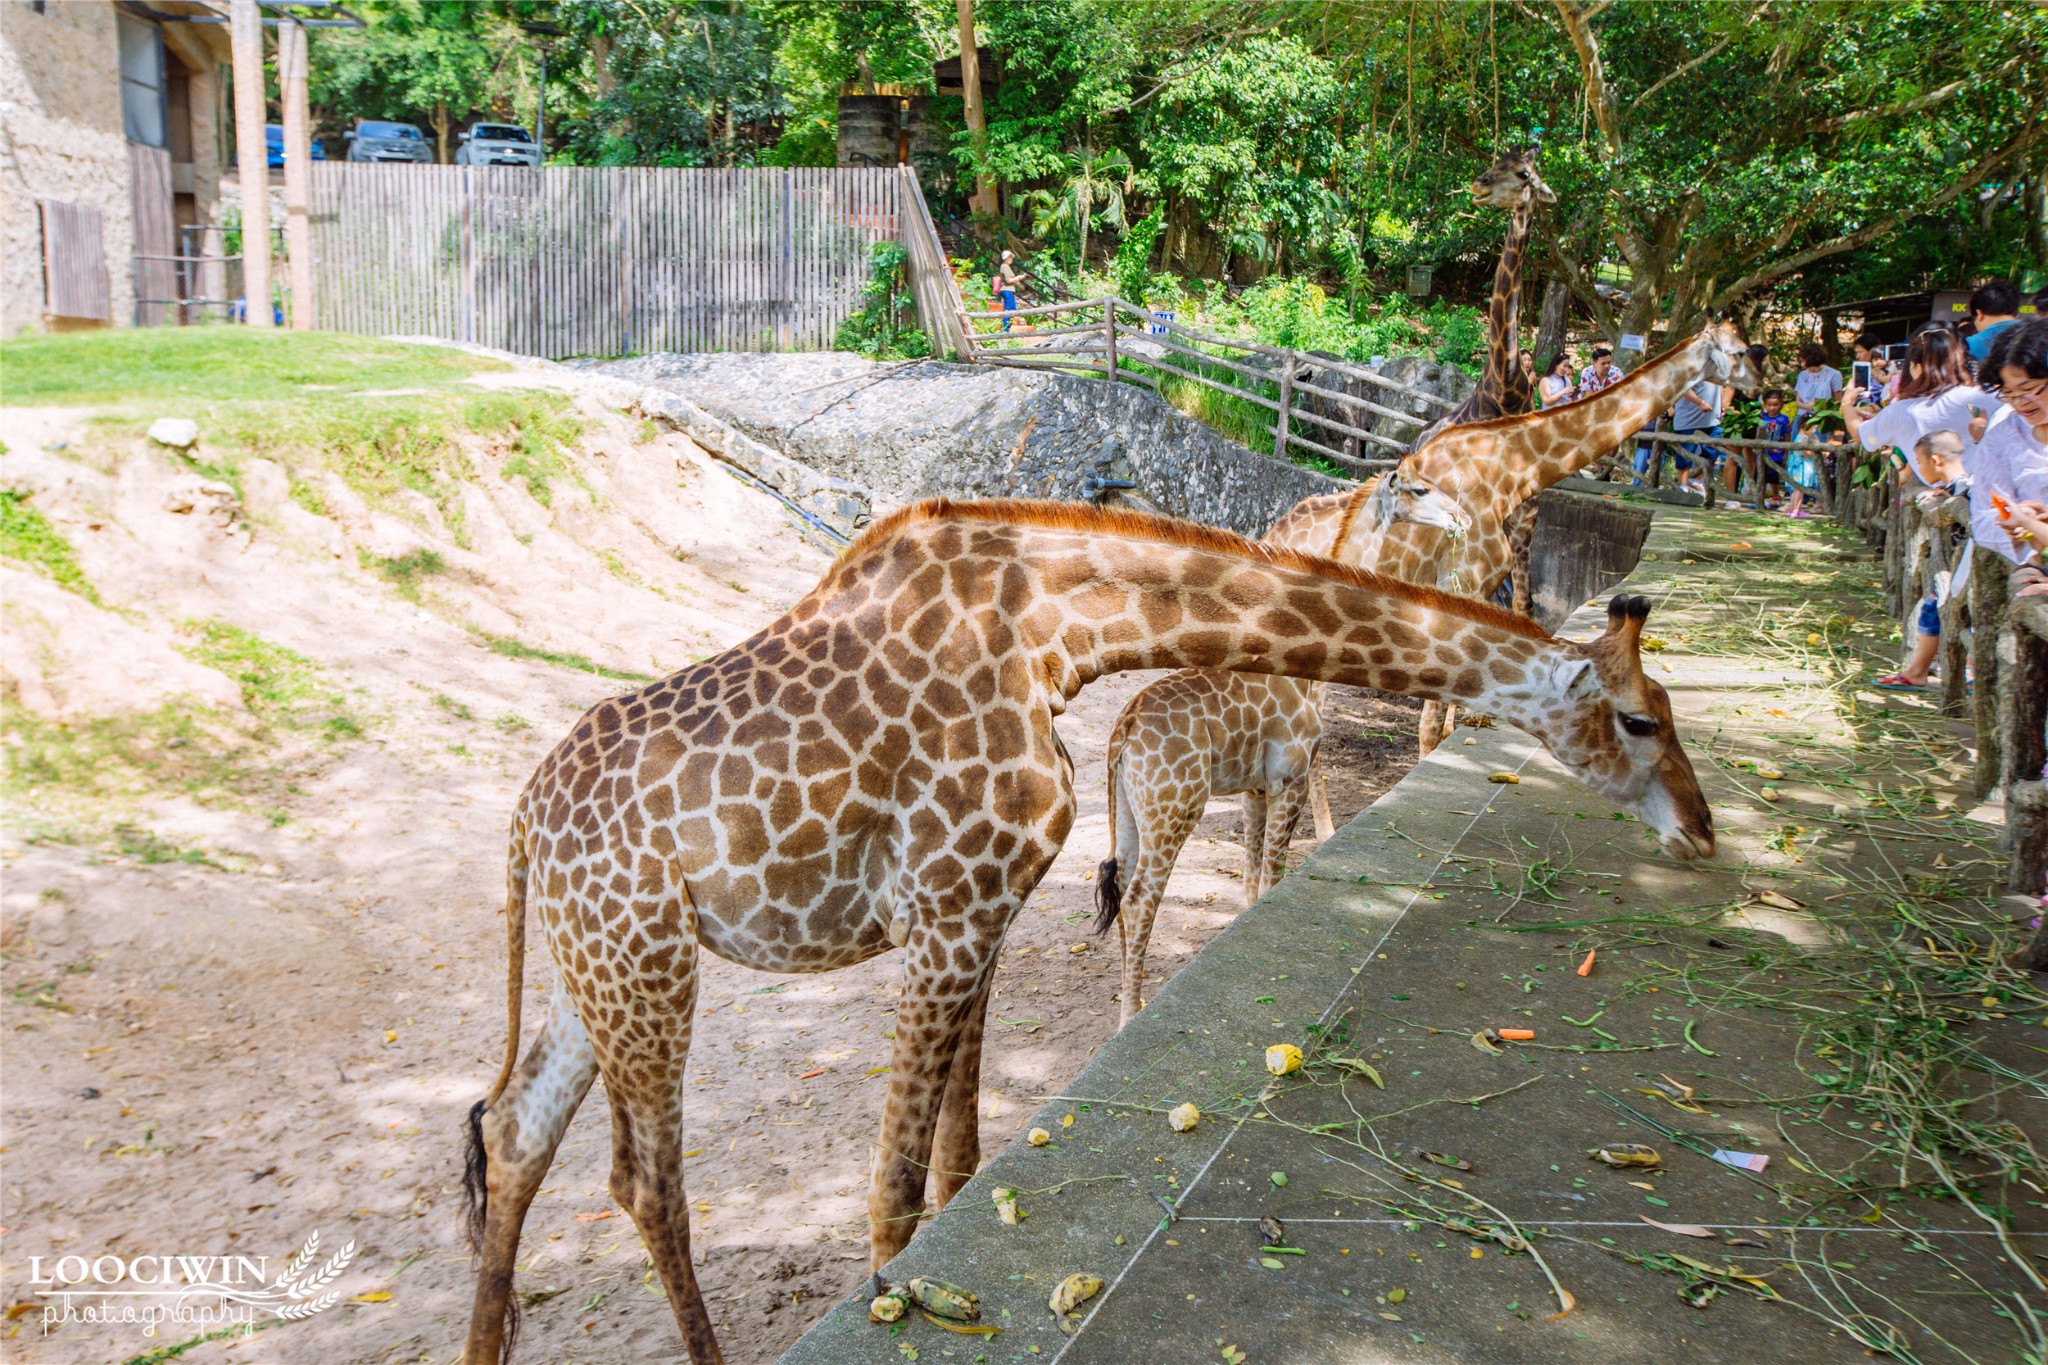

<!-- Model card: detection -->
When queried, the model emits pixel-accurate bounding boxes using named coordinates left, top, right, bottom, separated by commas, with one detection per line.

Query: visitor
left=1978, top=318, right=2048, bottom=601
left=1965, top=280, right=2021, bottom=366
left=1873, top=430, right=1969, bottom=689
left=1519, top=350, right=1538, bottom=400
left=1739, top=388, right=1794, bottom=509
left=1792, top=342, right=1844, bottom=438
left=992, top=250, right=1022, bottom=333
left=1669, top=368, right=1724, bottom=499
left=1578, top=346, right=1622, bottom=399
left=1537, top=351, right=1576, bottom=408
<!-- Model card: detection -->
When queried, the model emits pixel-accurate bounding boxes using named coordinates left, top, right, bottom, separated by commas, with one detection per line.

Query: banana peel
left=1048, top=1272, right=1105, bottom=1333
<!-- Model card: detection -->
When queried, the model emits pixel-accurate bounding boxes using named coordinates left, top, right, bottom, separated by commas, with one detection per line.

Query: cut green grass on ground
left=362, top=547, right=447, bottom=602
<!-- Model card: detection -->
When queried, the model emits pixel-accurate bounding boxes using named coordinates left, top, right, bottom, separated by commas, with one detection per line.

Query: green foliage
left=310, top=0, right=508, bottom=158
left=0, top=489, right=99, bottom=603
left=1113, top=207, right=1166, bottom=304
left=835, top=241, right=931, bottom=359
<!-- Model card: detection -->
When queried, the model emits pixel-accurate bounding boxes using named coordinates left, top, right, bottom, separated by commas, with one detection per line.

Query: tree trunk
left=1533, top=277, right=1569, bottom=369
left=956, top=0, right=997, bottom=219
left=434, top=102, right=450, bottom=164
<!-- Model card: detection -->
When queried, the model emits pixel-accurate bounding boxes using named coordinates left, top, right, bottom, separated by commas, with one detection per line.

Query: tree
left=311, top=0, right=507, bottom=161
left=1022, top=144, right=1131, bottom=268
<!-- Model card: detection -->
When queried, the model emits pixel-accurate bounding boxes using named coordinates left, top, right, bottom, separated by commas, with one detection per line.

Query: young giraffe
left=1089, top=470, right=1472, bottom=1026
left=1388, top=321, right=1765, bottom=751
left=459, top=499, right=1714, bottom=1365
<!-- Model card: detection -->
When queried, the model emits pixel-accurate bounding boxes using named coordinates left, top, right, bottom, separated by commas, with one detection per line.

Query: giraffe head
left=1469, top=147, right=1554, bottom=210
left=1373, top=468, right=1472, bottom=538
left=1535, top=595, right=1714, bottom=860
left=1699, top=319, right=1766, bottom=395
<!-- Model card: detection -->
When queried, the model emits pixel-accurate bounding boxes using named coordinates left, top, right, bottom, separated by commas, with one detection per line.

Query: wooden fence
left=964, top=296, right=1452, bottom=478
left=308, top=164, right=929, bottom=358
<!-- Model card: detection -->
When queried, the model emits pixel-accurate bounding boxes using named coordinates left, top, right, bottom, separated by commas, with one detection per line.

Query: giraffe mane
left=827, top=497, right=1554, bottom=642
left=1413, top=332, right=1704, bottom=443
left=1329, top=473, right=1382, bottom=560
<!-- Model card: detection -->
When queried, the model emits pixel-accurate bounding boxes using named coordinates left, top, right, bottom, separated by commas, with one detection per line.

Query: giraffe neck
left=1485, top=200, right=1531, bottom=412
left=1001, top=523, right=1567, bottom=727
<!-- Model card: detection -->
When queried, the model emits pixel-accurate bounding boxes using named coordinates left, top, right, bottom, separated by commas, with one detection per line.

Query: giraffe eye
left=1619, top=714, right=1659, bottom=738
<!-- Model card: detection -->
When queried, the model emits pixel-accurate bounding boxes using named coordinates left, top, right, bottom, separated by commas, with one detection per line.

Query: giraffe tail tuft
left=1092, top=858, right=1123, bottom=936
left=462, top=1100, right=489, bottom=1256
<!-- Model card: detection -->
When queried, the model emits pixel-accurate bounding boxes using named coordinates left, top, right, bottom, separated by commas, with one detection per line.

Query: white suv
left=456, top=124, right=542, bottom=167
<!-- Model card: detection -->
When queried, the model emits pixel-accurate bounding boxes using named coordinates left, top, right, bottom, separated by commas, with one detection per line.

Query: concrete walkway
left=781, top=506, right=2044, bottom=1365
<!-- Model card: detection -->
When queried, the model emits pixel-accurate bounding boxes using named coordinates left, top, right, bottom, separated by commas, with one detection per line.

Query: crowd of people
left=1530, top=282, right=2045, bottom=696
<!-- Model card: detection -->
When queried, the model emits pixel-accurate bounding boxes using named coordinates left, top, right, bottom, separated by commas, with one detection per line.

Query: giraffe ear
left=1559, top=656, right=1601, bottom=701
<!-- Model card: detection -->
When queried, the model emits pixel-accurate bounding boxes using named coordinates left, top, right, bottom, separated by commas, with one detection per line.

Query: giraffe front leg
left=868, top=967, right=988, bottom=1265
left=1256, top=774, right=1312, bottom=898
left=931, top=977, right=993, bottom=1209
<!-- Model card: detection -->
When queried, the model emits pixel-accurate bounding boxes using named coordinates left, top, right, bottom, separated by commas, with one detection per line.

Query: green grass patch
left=0, top=488, right=100, bottom=603
left=0, top=328, right=497, bottom=406
left=466, top=389, right=583, bottom=506
left=361, top=547, right=447, bottom=601
left=478, top=632, right=654, bottom=684
left=176, top=618, right=363, bottom=738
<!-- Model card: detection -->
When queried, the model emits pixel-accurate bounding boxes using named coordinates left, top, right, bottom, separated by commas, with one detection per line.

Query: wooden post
left=1273, top=351, right=1294, bottom=460
left=279, top=16, right=314, bottom=329
left=2003, top=594, right=2048, bottom=924
left=230, top=0, right=272, bottom=327
left=1970, top=555, right=2011, bottom=800
left=1102, top=299, right=1116, bottom=382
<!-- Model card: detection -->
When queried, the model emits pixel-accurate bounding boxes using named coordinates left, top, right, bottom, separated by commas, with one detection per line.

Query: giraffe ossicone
left=459, top=499, right=1711, bottom=1365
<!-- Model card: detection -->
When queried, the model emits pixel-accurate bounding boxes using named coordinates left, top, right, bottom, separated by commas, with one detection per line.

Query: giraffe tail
left=1093, top=747, right=1124, bottom=937
left=464, top=816, right=532, bottom=1259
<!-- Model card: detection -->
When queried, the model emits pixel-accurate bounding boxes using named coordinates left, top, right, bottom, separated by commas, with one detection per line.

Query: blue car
left=265, top=124, right=327, bottom=167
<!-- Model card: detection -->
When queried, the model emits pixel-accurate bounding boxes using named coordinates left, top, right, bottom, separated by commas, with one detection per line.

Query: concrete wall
left=0, top=0, right=131, bottom=335
left=0, top=0, right=227, bottom=337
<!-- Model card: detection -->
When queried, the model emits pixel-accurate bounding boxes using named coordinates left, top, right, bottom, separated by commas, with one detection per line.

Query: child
left=1746, top=388, right=1794, bottom=508
left=1874, top=431, right=1969, bottom=689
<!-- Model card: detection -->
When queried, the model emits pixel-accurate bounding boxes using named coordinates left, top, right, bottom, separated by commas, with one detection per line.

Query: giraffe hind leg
left=1257, top=774, right=1313, bottom=898
left=463, top=987, right=598, bottom=1365
left=598, top=898, right=723, bottom=1365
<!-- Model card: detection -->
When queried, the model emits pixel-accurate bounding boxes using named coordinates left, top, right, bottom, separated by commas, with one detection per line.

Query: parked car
left=455, top=123, right=541, bottom=167
left=264, top=124, right=326, bottom=167
left=344, top=120, right=432, bottom=163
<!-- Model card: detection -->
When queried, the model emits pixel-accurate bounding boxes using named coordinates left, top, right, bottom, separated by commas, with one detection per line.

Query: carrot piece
left=1496, top=1027, right=1536, bottom=1041
left=797, top=1068, right=826, bottom=1080
left=1577, top=948, right=1596, bottom=977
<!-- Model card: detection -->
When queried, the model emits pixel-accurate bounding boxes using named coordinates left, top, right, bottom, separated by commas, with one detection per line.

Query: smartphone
left=1884, top=343, right=1910, bottom=362
left=1852, top=360, right=1874, bottom=393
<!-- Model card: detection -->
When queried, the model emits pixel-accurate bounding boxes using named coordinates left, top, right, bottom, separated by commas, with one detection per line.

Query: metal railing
left=962, top=295, right=1453, bottom=479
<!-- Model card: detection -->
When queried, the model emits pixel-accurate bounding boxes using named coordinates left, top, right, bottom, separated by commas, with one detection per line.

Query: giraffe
left=1379, top=322, right=1764, bottom=751
left=459, top=498, right=1714, bottom=1364
left=1413, top=145, right=1553, bottom=615
left=1088, top=470, right=1473, bottom=1026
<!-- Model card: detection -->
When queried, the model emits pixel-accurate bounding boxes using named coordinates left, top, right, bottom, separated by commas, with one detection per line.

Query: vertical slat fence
left=308, top=163, right=909, bottom=358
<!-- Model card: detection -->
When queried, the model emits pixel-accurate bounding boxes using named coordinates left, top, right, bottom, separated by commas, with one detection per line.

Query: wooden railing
left=2000, top=576, right=2047, bottom=952
left=961, top=295, right=1454, bottom=478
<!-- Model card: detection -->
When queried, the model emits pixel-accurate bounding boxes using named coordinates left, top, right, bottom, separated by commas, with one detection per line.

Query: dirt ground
left=0, top=375, right=1423, bottom=1365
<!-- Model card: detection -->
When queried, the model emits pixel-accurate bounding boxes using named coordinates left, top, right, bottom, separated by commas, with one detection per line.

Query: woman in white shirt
left=1844, top=326, right=2002, bottom=688
left=1972, top=319, right=2048, bottom=599
left=1792, top=341, right=1844, bottom=437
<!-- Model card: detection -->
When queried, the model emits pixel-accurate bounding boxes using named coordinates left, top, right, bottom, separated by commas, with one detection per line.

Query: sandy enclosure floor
left=0, top=389, right=1421, bottom=1365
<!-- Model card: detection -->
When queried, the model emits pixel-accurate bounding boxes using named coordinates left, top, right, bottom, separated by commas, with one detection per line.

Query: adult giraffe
left=460, top=499, right=1714, bottom=1364
left=1377, top=322, right=1764, bottom=750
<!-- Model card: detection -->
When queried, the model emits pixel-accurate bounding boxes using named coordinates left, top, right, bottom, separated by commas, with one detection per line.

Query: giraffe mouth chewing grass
left=458, top=499, right=1712, bottom=1365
